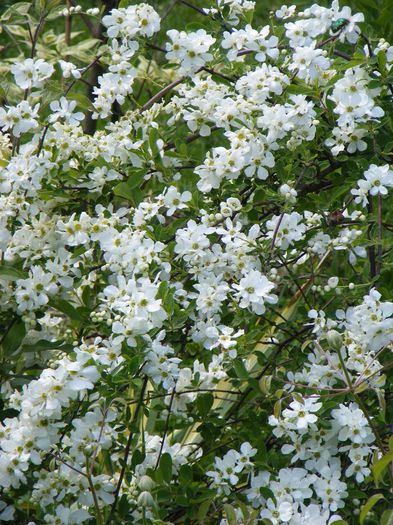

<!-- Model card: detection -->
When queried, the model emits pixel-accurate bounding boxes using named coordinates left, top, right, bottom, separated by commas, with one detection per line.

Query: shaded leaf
left=360, top=494, right=384, bottom=524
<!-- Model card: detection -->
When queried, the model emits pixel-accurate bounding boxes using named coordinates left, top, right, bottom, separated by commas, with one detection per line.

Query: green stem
left=86, top=459, right=104, bottom=525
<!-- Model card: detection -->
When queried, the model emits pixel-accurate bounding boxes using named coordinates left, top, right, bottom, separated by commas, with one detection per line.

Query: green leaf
left=197, top=499, right=211, bottom=523
left=179, top=464, right=193, bottom=485
left=127, top=169, right=146, bottom=190
left=0, top=265, right=27, bottom=280
left=113, top=182, right=135, bottom=201
left=186, top=22, right=209, bottom=32
left=48, top=299, right=89, bottom=321
left=360, top=494, right=384, bottom=524
left=285, top=84, right=309, bottom=95
left=259, top=375, right=272, bottom=394
left=81, top=286, right=93, bottom=308
left=196, top=393, right=213, bottom=418
left=159, top=453, right=172, bottom=483
left=131, top=449, right=145, bottom=470
left=21, top=339, right=72, bottom=353
left=381, top=509, right=393, bottom=525
left=372, top=451, right=393, bottom=485
left=260, top=487, right=275, bottom=501
left=378, top=51, right=387, bottom=73
left=149, top=128, right=161, bottom=160
left=1, top=318, right=26, bottom=356
left=2, top=1, right=31, bottom=20
left=223, top=504, right=237, bottom=525
left=233, top=359, right=249, bottom=380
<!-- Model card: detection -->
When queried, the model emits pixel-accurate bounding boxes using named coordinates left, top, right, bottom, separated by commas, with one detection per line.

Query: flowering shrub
left=0, top=0, right=393, bottom=523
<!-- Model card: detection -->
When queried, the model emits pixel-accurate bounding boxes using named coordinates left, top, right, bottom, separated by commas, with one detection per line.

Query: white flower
left=331, top=1, right=364, bottom=44
left=266, top=212, right=306, bottom=250
left=260, top=499, right=293, bottom=524
left=351, top=164, right=393, bottom=206
left=345, top=458, right=370, bottom=483
left=11, top=58, right=54, bottom=90
left=162, top=186, right=192, bottom=216
left=222, top=24, right=278, bottom=62
left=49, top=97, right=84, bottom=126
left=290, top=503, right=337, bottom=525
left=0, top=101, right=40, bottom=137
left=58, top=60, right=82, bottom=79
left=331, top=403, right=372, bottom=444
left=57, top=212, right=91, bottom=246
left=0, top=501, right=15, bottom=522
left=43, top=505, right=91, bottom=524
left=102, top=4, right=160, bottom=40
left=289, top=44, right=331, bottom=81
left=276, top=5, right=296, bottom=19
left=237, top=441, right=257, bottom=468
left=282, top=397, right=322, bottom=430
left=364, top=164, right=393, bottom=195
left=166, top=29, right=216, bottom=75
left=232, top=270, right=278, bottom=315
left=314, top=463, right=348, bottom=511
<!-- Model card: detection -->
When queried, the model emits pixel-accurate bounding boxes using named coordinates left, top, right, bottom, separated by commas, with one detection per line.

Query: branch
left=140, top=76, right=185, bottom=113
left=108, top=376, right=148, bottom=522
left=155, top=386, right=176, bottom=469
left=177, top=0, right=208, bottom=16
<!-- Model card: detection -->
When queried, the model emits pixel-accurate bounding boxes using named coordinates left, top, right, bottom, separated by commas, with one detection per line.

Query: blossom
left=260, top=499, right=293, bottom=524
left=58, top=60, right=81, bottom=79
left=166, top=29, right=216, bottom=75
left=49, top=98, right=84, bottom=126
left=102, top=4, right=160, bottom=40
left=331, top=403, right=373, bottom=444
left=282, top=397, right=322, bottom=430
left=161, top=186, right=192, bottom=216
left=276, top=5, right=296, bottom=19
left=289, top=44, right=331, bottom=81
left=0, top=2, right=391, bottom=522
left=232, top=270, right=278, bottom=315
left=0, top=101, right=40, bottom=137
left=11, top=58, right=54, bottom=90
left=351, top=164, right=393, bottom=207
left=266, top=212, right=306, bottom=250
left=331, top=1, right=364, bottom=43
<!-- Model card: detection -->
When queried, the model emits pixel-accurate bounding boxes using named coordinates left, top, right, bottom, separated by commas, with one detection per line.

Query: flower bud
left=137, top=491, right=155, bottom=508
left=326, top=330, right=343, bottom=351
left=139, top=475, right=155, bottom=491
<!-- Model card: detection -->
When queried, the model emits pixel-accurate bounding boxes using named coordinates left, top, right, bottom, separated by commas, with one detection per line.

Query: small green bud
left=326, top=330, right=343, bottom=351
left=137, top=491, right=155, bottom=508
left=139, top=475, right=155, bottom=491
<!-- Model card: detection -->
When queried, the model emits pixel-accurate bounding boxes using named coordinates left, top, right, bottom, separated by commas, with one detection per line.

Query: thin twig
left=155, top=386, right=176, bottom=469
left=376, top=193, right=382, bottom=276
left=140, top=76, right=185, bottom=112
left=109, top=376, right=148, bottom=522
left=177, top=0, right=208, bottom=16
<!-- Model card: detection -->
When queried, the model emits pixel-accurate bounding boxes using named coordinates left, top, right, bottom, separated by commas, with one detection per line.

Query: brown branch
left=140, top=76, right=185, bottom=113
left=65, top=0, right=71, bottom=47
left=177, top=0, right=208, bottom=16
left=333, top=49, right=351, bottom=61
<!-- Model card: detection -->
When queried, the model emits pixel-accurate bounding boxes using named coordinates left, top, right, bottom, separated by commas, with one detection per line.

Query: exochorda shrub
left=0, top=0, right=393, bottom=523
